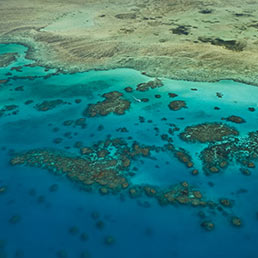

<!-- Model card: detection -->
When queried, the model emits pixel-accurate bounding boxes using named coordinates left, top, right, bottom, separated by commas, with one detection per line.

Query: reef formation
left=201, top=131, right=258, bottom=174
left=180, top=123, right=239, bottom=143
left=0, top=52, right=17, bottom=67
left=83, top=91, right=131, bottom=117
left=9, top=142, right=210, bottom=209
left=9, top=132, right=245, bottom=230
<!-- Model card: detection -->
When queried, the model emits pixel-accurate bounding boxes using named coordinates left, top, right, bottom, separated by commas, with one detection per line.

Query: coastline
left=1, top=38, right=258, bottom=87
left=1, top=0, right=258, bottom=87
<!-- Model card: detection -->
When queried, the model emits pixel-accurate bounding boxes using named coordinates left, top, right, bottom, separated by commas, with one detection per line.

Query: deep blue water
left=0, top=43, right=258, bottom=258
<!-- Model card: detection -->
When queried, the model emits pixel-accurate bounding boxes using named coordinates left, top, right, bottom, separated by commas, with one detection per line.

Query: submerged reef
left=0, top=185, right=7, bottom=194
left=9, top=136, right=213, bottom=208
left=201, top=221, right=215, bottom=231
left=136, top=78, right=163, bottom=92
left=172, top=148, right=194, bottom=169
left=0, top=79, right=8, bottom=85
left=10, top=138, right=154, bottom=192
left=9, top=129, right=243, bottom=231
left=0, top=52, right=17, bottom=67
left=83, top=91, right=130, bottom=117
left=180, top=123, right=239, bottom=143
left=10, top=147, right=209, bottom=209
left=168, top=93, right=178, bottom=98
left=222, top=115, right=246, bottom=124
left=35, top=100, right=65, bottom=112
left=201, top=131, right=258, bottom=174
left=231, top=216, right=242, bottom=227
left=158, top=181, right=206, bottom=207
left=0, top=104, right=19, bottom=117
left=168, top=100, right=187, bottom=111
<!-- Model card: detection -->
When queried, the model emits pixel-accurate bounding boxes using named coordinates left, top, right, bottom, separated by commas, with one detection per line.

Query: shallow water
left=0, top=43, right=258, bottom=258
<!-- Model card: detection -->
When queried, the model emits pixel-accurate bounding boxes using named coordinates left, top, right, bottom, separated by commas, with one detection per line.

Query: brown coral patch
left=168, top=100, right=187, bottom=111
left=201, top=221, right=215, bottom=231
left=180, top=123, right=239, bottom=143
left=222, top=115, right=245, bottom=124
left=231, top=216, right=242, bottom=227
left=0, top=79, right=7, bottom=84
left=136, top=78, right=163, bottom=92
left=0, top=52, right=17, bottom=67
left=158, top=182, right=206, bottom=207
left=124, top=87, right=133, bottom=92
left=201, top=131, right=258, bottom=174
left=175, top=150, right=194, bottom=168
left=168, top=93, right=178, bottom=98
left=219, top=198, right=233, bottom=207
left=35, top=99, right=64, bottom=111
left=84, top=91, right=130, bottom=117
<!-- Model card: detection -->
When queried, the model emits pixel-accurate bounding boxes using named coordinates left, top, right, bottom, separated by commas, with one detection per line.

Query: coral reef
left=9, top=215, right=21, bottom=224
left=219, top=198, right=233, bottom=208
left=10, top=138, right=153, bottom=192
left=49, top=184, right=59, bottom=192
left=201, top=131, right=258, bottom=174
left=180, top=123, right=239, bottom=143
left=35, top=99, right=64, bottom=111
left=222, top=115, right=246, bottom=124
left=0, top=52, right=17, bottom=67
left=83, top=91, right=130, bottom=117
left=174, top=149, right=194, bottom=168
left=0, top=185, right=7, bottom=194
left=104, top=235, right=115, bottom=245
left=168, top=100, right=187, bottom=111
left=168, top=93, right=178, bottom=98
left=231, top=216, right=242, bottom=227
left=124, top=87, right=133, bottom=92
left=157, top=182, right=207, bottom=207
left=201, top=221, right=215, bottom=231
left=0, top=104, right=19, bottom=117
left=136, top=78, right=163, bottom=92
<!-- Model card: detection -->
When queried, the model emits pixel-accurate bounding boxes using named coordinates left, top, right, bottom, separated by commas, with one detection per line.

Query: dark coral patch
left=158, top=182, right=206, bottom=207
left=84, top=91, right=130, bottom=117
left=136, top=78, right=163, bottom=92
left=222, top=115, right=246, bottom=124
left=168, top=100, right=187, bottom=111
left=168, top=93, right=178, bottom=98
left=174, top=149, right=194, bottom=168
left=0, top=104, right=19, bottom=117
left=35, top=99, right=64, bottom=111
left=0, top=79, right=7, bottom=84
left=231, top=216, right=242, bottom=227
left=180, top=123, right=239, bottom=143
left=248, top=107, right=255, bottom=112
left=124, top=87, right=133, bottom=92
left=10, top=138, right=153, bottom=193
left=0, top=52, right=17, bottom=67
left=10, top=149, right=128, bottom=192
left=200, top=131, right=258, bottom=174
left=201, top=221, right=215, bottom=231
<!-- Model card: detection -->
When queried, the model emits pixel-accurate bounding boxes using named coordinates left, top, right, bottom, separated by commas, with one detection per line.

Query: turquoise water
left=0, top=43, right=258, bottom=258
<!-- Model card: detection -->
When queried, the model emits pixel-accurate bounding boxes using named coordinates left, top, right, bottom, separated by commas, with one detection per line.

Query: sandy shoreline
left=1, top=0, right=258, bottom=86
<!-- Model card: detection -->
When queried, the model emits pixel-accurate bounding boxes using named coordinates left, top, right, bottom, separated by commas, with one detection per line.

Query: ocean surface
left=0, top=43, right=258, bottom=258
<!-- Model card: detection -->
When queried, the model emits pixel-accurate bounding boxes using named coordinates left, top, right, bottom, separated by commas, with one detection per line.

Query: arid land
left=1, top=0, right=258, bottom=85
